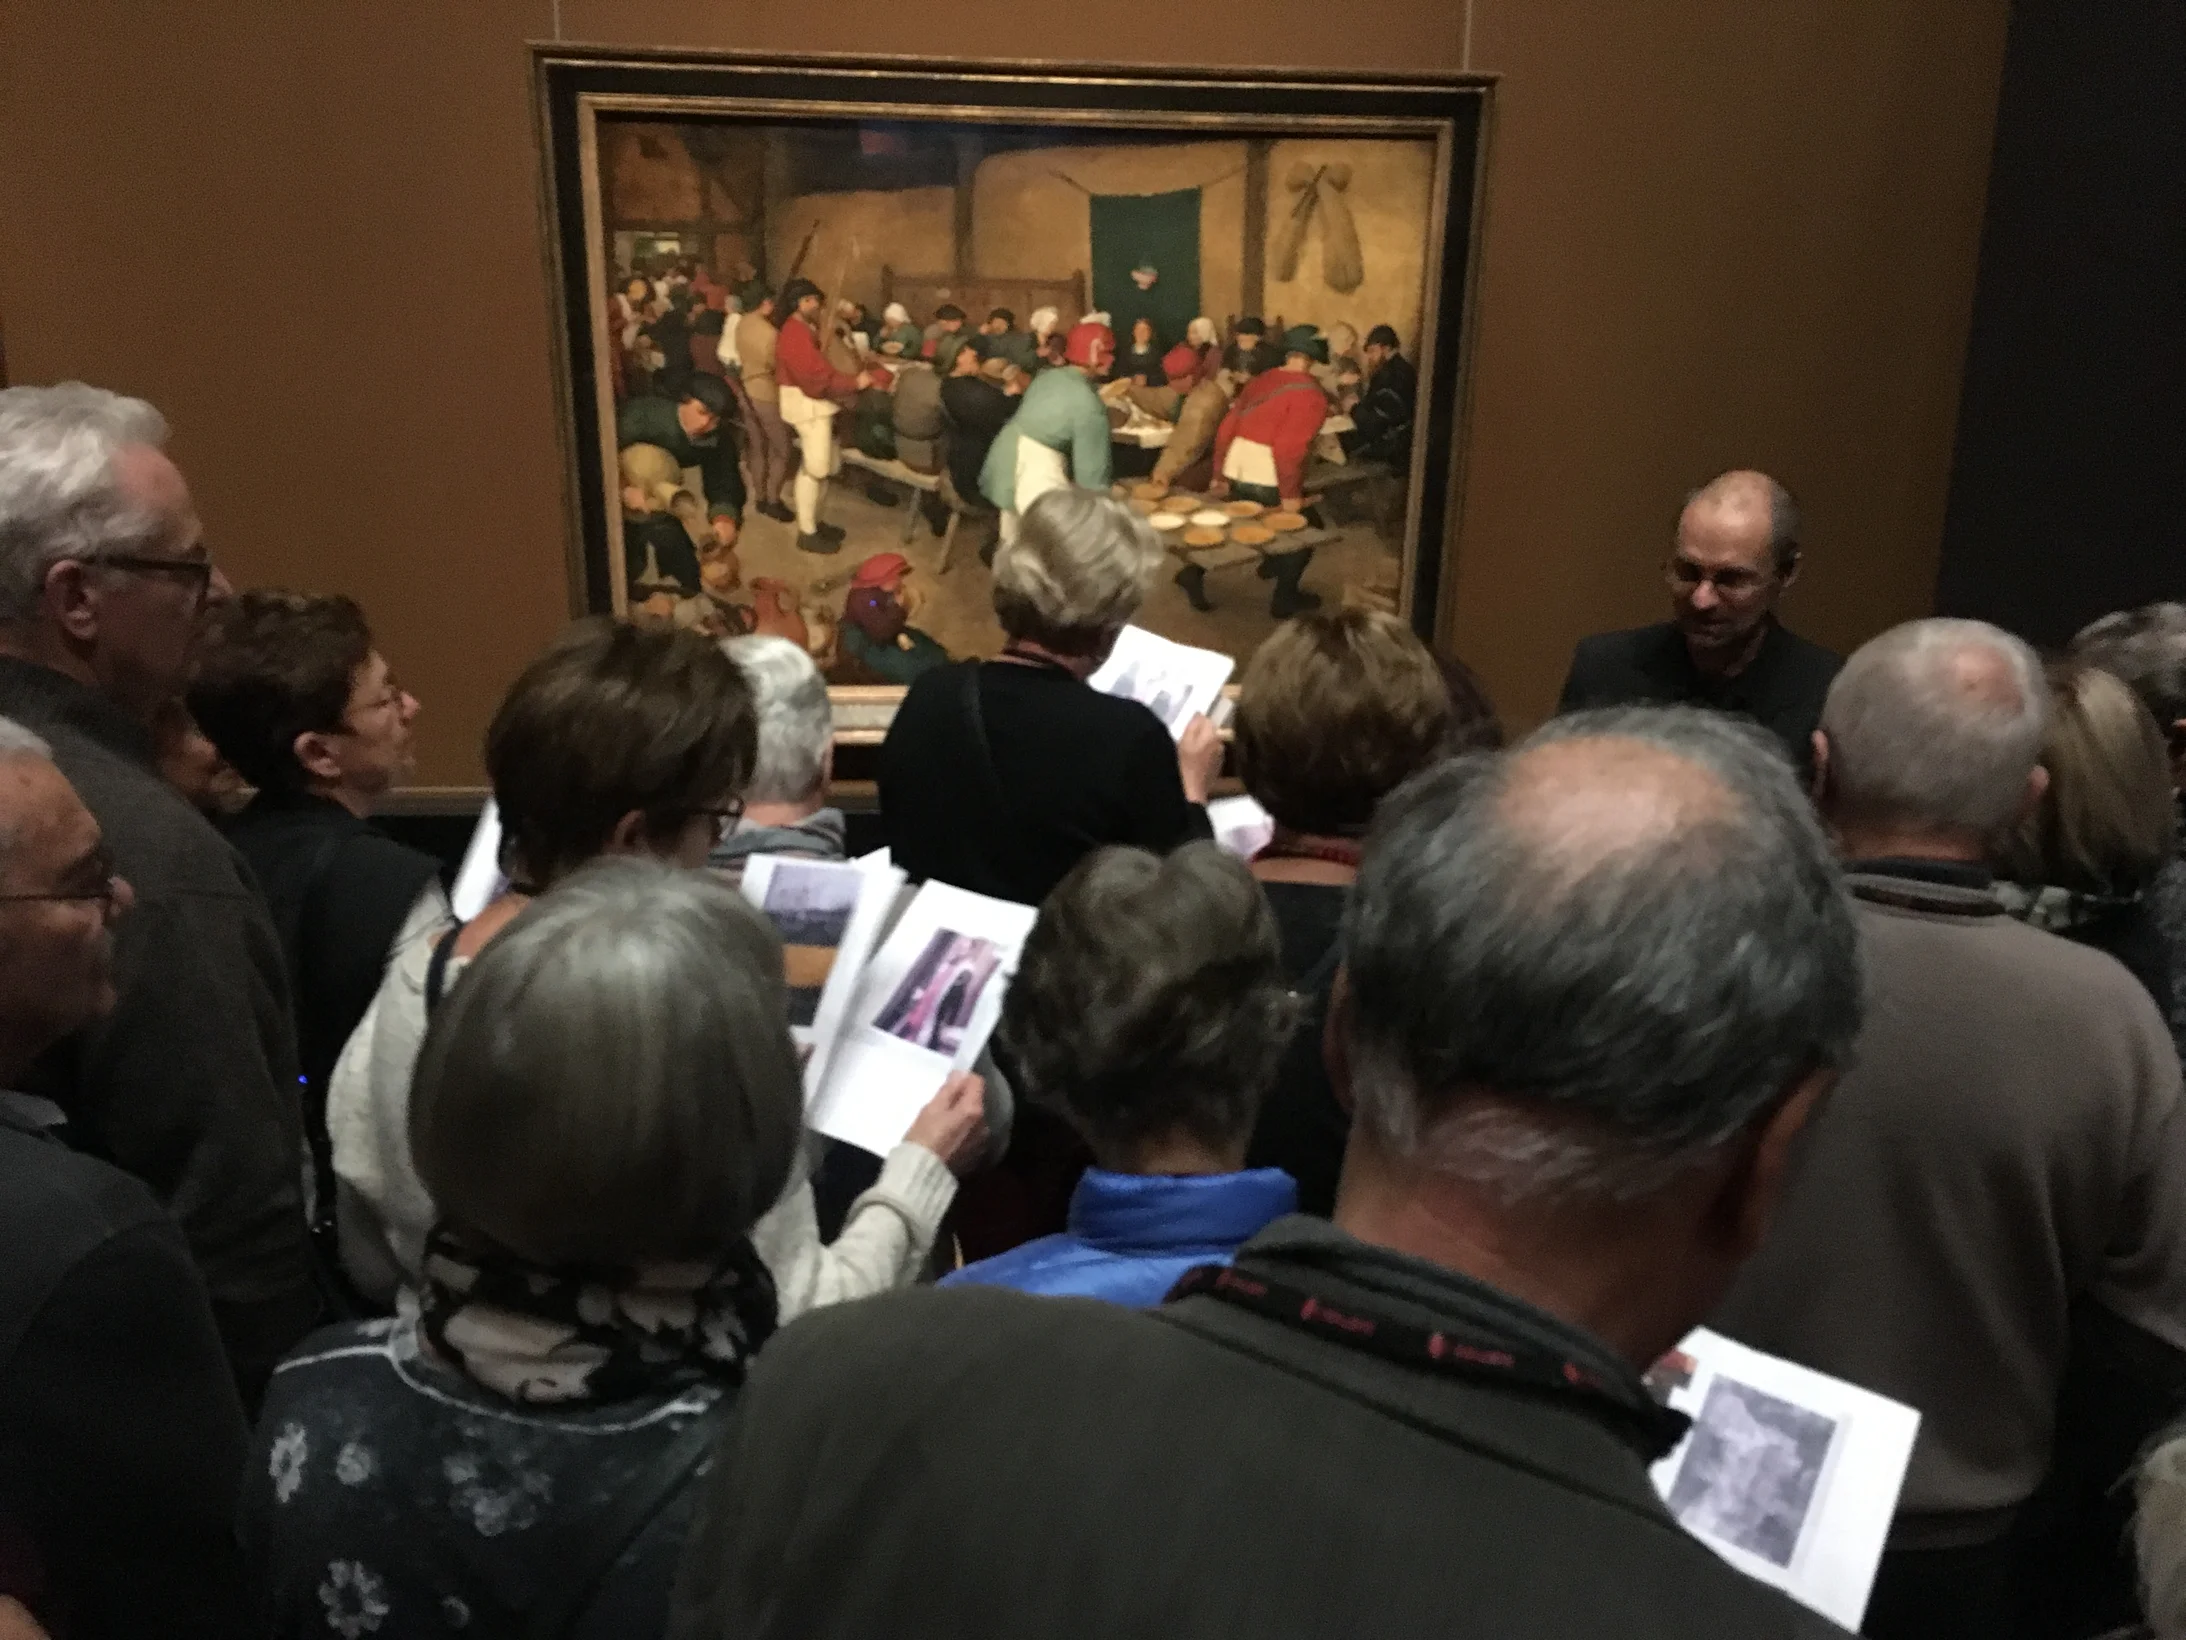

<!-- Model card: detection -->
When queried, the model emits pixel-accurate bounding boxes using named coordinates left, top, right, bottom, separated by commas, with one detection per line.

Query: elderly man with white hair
left=708, top=634, right=846, bottom=888
left=1715, top=617, right=2186, bottom=1640
left=0, top=383, right=317, bottom=1409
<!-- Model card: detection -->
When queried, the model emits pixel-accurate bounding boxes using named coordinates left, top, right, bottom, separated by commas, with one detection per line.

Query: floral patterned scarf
left=416, top=1225, right=778, bottom=1405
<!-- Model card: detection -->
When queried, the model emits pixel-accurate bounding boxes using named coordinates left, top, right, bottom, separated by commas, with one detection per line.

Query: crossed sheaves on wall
left=1271, top=162, right=1366, bottom=294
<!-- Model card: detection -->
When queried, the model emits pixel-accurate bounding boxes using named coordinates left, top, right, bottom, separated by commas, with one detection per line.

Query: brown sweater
left=1713, top=862, right=2186, bottom=1551
left=737, top=312, right=780, bottom=402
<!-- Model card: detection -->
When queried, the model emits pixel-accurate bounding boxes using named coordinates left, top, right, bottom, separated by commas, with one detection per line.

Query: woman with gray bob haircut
left=941, top=842, right=1302, bottom=1305
left=989, top=485, right=1162, bottom=652
left=242, top=861, right=803, bottom=1638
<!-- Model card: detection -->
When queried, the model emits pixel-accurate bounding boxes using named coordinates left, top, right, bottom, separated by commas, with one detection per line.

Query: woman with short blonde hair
left=1999, top=659, right=2180, bottom=1024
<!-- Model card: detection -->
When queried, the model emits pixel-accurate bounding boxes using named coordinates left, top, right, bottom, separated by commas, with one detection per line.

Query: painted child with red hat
left=838, top=552, right=947, bottom=685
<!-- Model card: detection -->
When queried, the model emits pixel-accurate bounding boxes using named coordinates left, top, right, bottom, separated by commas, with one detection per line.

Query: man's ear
left=292, top=729, right=345, bottom=788
left=603, top=807, right=649, bottom=856
left=1777, top=553, right=1802, bottom=596
left=2017, top=763, right=2051, bottom=827
left=1713, top=1068, right=1833, bottom=1260
left=42, top=559, right=100, bottom=644
left=819, top=741, right=836, bottom=795
left=1321, top=967, right=1356, bottom=1117
left=1808, top=729, right=1831, bottom=808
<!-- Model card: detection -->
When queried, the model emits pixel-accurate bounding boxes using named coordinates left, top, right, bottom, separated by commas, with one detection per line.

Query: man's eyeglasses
left=1665, top=558, right=1772, bottom=597
left=89, top=550, right=217, bottom=606
left=0, top=843, right=124, bottom=905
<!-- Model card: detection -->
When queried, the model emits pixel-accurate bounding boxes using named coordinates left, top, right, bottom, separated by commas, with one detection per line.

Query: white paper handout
left=450, top=799, right=509, bottom=922
left=807, top=880, right=1038, bottom=1157
left=1647, top=1327, right=1921, bottom=1629
left=1088, top=624, right=1235, bottom=740
left=1207, top=794, right=1275, bottom=860
left=739, top=854, right=904, bottom=1101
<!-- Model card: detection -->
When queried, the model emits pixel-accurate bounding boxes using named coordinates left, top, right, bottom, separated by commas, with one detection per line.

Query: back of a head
left=2001, top=660, right=2175, bottom=895
left=1235, top=609, right=1455, bottom=835
left=990, top=488, right=1161, bottom=655
left=2072, top=602, right=2186, bottom=737
left=0, top=383, right=171, bottom=625
left=187, top=589, right=372, bottom=795
left=1819, top=618, right=2050, bottom=840
left=999, top=842, right=1295, bottom=1159
left=1344, top=706, right=1862, bottom=1201
left=486, top=618, right=756, bottom=885
left=409, top=858, right=803, bottom=1269
left=724, top=633, right=832, bottom=807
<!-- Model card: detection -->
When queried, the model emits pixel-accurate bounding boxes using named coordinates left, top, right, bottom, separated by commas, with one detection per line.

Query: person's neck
left=1830, top=819, right=1990, bottom=868
left=307, top=778, right=377, bottom=820
left=997, top=638, right=1100, bottom=680
left=1100, top=1130, right=1247, bottom=1178
left=0, top=628, right=101, bottom=698
left=740, top=796, right=824, bottom=830
left=1331, top=1135, right=1700, bottom=1371
left=1251, top=828, right=1360, bottom=886
left=1684, top=619, right=1771, bottom=681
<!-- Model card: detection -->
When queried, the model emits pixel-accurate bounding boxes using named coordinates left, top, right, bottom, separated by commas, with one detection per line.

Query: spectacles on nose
left=88, top=549, right=218, bottom=609
left=0, top=842, right=125, bottom=905
left=1665, top=558, right=1770, bottom=597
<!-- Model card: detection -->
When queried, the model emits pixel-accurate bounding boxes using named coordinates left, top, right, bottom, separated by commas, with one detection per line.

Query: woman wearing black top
left=188, top=592, right=444, bottom=1257
left=881, top=487, right=1221, bottom=1254
left=1114, top=317, right=1167, bottom=387
left=1236, top=610, right=1485, bottom=1216
left=880, top=486, right=1220, bottom=908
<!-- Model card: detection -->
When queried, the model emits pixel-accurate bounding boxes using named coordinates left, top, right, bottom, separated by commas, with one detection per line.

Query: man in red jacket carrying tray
left=775, top=278, right=874, bottom=554
left=1212, top=324, right=1332, bottom=618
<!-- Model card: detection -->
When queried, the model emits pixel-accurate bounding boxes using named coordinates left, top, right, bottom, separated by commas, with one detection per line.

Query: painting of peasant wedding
left=535, top=49, right=1488, bottom=714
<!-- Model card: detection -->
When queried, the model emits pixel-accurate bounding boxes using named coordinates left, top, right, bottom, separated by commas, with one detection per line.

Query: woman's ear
left=603, top=808, right=650, bottom=856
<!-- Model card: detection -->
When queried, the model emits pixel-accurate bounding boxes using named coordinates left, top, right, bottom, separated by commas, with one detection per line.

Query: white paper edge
left=1087, top=623, right=1236, bottom=741
left=1649, top=1326, right=1922, bottom=1628
left=739, top=854, right=906, bottom=1106
left=450, top=799, right=507, bottom=923
left=807, top=880, right=1038, bottom=1156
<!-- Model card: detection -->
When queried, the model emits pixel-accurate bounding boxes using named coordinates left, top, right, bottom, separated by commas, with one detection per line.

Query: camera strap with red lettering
left=1164, top=1263, right=1693, bottom=1461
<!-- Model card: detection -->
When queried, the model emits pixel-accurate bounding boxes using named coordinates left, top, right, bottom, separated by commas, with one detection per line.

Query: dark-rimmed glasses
left=89, top=550, right=217, bottom=607
left=0, top=842, right=124, bottom=905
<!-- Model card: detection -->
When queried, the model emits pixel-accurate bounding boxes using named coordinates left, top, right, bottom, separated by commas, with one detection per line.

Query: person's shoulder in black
left=668, top=1223, right=1841, bottom=1640
left=0, top=1101, right=250, bottom=1639
left=1556, top=621, right=1694, bottom=713
left=1244, top=881, right=1351, bottom=1216
left=222, top=792, right=445, bottom=1090
left=880, top=660, right=1208, bottom=905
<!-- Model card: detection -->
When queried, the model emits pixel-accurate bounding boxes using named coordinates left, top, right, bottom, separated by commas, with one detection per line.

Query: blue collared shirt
left=941, top=1166, right=1300, bottom=1307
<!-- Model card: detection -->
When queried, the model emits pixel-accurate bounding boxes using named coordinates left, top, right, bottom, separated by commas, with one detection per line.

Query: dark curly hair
left=997, top=843, right=1297, bottom=1159
left=486, top=618, right=756, bottom=887
left=186, top=589, right=374, bottom=795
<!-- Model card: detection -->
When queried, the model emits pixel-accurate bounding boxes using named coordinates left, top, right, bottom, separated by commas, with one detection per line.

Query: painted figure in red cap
left=978, top=319, right=1115, bottom=544
left=838, top=552, right=947, bottom=684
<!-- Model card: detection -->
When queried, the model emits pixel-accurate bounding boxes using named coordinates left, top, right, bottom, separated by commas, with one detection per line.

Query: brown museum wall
left=0, top=0, right=2009, bottom=785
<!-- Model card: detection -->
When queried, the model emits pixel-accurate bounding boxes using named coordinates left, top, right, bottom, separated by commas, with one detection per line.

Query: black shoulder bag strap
left=524, top=1397, right=736, bottom=1640
left=951, top=662, right=1089, bottom=899
left=422, top=923, right=465, bottom=1015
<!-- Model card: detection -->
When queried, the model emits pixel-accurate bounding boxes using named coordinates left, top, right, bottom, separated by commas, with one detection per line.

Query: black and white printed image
left=1664, top=1376, right=1838, bottom=1569
left=871, top=930, right=1004, bottom=1057
left=762, top=861, right=863, bottom=1027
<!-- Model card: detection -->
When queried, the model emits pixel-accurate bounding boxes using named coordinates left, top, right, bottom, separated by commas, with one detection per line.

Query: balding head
left=1342, top=706, right=1861, bottom=1203
left=1818, top=618, right=2049, bottom=843
left=1681, top=470, right=1801, bottom=577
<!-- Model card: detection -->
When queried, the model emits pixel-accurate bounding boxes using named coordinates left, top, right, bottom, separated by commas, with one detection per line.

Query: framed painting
left=534, top=47, right=1491, bottom=740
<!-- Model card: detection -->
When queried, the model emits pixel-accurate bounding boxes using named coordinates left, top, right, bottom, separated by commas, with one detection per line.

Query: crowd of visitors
left=2, top=379, right=2185, bottom=1640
